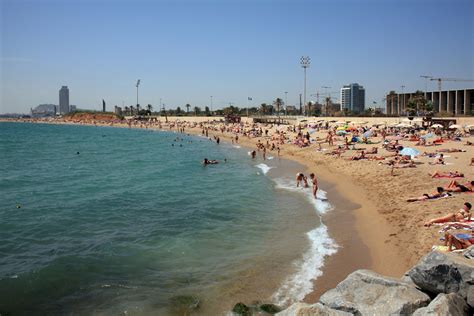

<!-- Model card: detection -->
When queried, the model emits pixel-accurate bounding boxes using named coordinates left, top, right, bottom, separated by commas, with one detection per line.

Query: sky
left=1, top=0, right=473, bottom=113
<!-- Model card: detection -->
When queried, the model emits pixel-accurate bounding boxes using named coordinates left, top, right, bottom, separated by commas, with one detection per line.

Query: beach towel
left=431, top=245, right=463, bottom=253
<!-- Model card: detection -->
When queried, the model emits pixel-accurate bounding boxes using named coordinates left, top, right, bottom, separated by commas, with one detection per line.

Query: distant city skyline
left=1, top=0, right=473, bottom=114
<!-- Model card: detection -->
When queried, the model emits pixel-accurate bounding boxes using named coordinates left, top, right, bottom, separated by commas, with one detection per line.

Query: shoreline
left=0, top=118, right=409, bottom=306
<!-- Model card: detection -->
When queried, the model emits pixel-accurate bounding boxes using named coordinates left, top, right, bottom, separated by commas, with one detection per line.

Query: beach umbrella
left=396, top=123, right=411, bottom=128
left=400, top=147, right=420, bottom=157
left=449, top=124, right=462, bottom=129
left=336, top=130, right=348, bottom=136
left=431, top=124, right=444, bottom=128
left=466, top=125, right=474, bottom=130
left=335, top=121, right=346, bottom=125
left=363, top=130, right=373, bottom=138
left=421, top=132, right=434, bottom=139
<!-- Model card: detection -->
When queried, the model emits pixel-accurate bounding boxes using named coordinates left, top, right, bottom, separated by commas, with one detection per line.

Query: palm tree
left=124, top=106, right=130, bottom=115
left=273, top=98, right=283, bottom=119
left=260, top=103, right=268, bottom=115
left=186, top=104, right=191, bottom=113
left=194, top=106, right=201, bottom=116
left=130, top=105, right=135, bottom=115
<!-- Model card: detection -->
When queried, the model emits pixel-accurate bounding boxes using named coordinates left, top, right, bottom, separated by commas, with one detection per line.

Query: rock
left=412, top=293, right=469, bottom=316
left=168, top=295, right=200, bottom=314
left=275, top=302, right=351, bottom=316
left=400, top=273, right=417, bottom=287
left=319, top=269, right=430, bottom=315
left=232, top=302, right=250, bottom=315
left=464, top=245, right=474, bottom=259
left=260, top=303, right=282, bottom=314
left=407, top=250, right=474, bottom=304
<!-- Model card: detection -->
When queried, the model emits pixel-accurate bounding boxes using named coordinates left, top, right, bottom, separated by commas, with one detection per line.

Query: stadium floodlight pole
left=300, top=56, right=311, bottom=116
left=136, top=79, right=141, bottom=108
left=401, top=85, right=405, bottom=115
left=284, top=91, right=288, bottom=115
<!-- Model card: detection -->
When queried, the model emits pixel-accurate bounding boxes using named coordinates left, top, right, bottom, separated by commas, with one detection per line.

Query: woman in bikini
left=444, top=180, right=474, bottom=192
left=424, top=202, right=472, bottom=227
left=430, top=171, right=464, bottom=178
left=407, top=187, right=446, bottom=202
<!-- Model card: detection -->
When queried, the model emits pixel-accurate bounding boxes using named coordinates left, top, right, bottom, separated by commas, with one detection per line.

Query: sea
left=0, top=122, right=337, bottom=315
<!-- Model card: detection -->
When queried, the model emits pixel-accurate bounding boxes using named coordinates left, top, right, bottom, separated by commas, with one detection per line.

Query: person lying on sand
left=444, top=230, right=474, bottom=251
left=431, top=171, right=464, bottom=178
left=429, top=154, right=444, bottom=165
left=407, top=187, right=446, bottom=202
left=444, top=180, right=474, bottom=192
left=465, top=141, right=473, bottom=146
left=436, top=148, right=466, bottom=153
left=296, top=173, right=309, bottom=188
left=424, top=202, right=472, bottom=227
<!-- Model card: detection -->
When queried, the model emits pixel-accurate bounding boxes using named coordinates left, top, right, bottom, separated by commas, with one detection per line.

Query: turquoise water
left=0, top=122, right=332, bottom=315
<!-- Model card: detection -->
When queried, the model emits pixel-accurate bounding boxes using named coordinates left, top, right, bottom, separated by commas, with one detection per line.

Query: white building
left=340, top=83, right=365, bottom=113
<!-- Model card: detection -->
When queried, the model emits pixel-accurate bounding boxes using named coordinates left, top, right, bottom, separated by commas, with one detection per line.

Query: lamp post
left=210, top=96, right=213, bottom=114
left=401, top=85, right=405, bottom=115
left=284, top=91, right=288, bottom=115
left=300, top=56, right=311, bottom=116
left=136, top=79, right=141, bottom=113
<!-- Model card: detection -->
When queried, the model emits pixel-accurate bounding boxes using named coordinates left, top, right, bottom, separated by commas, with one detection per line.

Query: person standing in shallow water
left=309, top=173, right=318, bottom=198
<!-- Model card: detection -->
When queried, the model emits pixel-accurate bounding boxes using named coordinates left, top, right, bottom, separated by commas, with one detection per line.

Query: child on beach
left=296, top=173, right=308, bottom=188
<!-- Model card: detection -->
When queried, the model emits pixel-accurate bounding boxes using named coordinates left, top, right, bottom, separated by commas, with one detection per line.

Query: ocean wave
left=273, top=178, right=332, bottom=214
left=272, top=224, right=338, bottom=305
left=232, top=145, right=241, bottom=148
left=255, top=163, right=273, bottom=175
left=271, top=177, right=338, bottom=305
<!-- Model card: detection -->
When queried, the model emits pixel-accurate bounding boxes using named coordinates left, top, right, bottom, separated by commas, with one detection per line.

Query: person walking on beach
left=309, top=173, right=318, bottom=198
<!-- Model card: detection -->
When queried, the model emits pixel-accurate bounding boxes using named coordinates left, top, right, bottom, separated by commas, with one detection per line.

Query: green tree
left=186, top=104, right=191, bottom=113
left=176, top=106, right=182, bottom=114
left=260, top=103, right=268, bottom=115
left=205, top=106, right=210, bottom=116
left=194, top=106, right=201, bottom=115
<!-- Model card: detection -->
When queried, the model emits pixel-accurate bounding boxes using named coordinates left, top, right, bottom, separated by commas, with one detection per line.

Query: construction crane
left=430, top=77, right=474, bottom=91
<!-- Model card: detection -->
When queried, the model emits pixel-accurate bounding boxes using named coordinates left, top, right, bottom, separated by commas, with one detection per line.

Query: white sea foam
left=267, top=156, right=274, bottom=160
left=232, top=145, right=241, bottom=148
left=272, top=177, right=338, bottom=305
left=255, top=163, right=273, bottom=175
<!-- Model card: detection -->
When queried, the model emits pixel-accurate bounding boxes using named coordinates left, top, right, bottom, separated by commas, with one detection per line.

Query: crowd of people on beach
left=8, top=115, right=473, bottom=254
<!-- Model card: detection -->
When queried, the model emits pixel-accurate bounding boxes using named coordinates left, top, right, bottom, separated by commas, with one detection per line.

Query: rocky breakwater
left=231, top=247, right=474, bottom=315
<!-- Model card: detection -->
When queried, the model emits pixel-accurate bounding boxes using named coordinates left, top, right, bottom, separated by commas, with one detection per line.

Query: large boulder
left=276, top=302, right=351, bottom=316
left=407, top=250, right=474, bottom=305
left=319, top=270, right=430, bottom=315
left=412, top=293, right=469, bottom=316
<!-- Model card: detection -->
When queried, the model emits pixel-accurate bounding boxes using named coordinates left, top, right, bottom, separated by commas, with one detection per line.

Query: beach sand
left=4, top=116, right=474, bottom=308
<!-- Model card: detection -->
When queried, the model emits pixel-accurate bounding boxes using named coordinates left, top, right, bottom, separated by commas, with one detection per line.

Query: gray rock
left=407, top=250, right=474, bottom=304
left=276, top=302, right=351, bottom=316
left=412, top=293, right=469, bottom=316
left=319, top=269, right=430, bottom=315
left=464, top=245, right=474, bottom=259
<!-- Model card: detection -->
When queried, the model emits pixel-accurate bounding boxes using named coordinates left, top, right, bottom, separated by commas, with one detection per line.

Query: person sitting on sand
left=444, top=180, right=474, bottom=192
left=466, top=141, right=473, bottom=146
left=348, top=150, right=366, bottom=161
left=431, top=171, right=464, bottom=178
left=424, top=202, right=472, bottom=227
left=296, top=173, right=309, bottom=188
left=444, top=230, right=474, bottom=251
left=429, top=153, right=444, bottom=165
left=407, top=187, right=446, bottom=202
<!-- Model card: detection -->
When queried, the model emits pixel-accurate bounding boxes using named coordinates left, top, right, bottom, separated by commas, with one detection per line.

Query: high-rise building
left=59, top=86, right=70, bottom=115
left=340, top=83, right=365, bottom=113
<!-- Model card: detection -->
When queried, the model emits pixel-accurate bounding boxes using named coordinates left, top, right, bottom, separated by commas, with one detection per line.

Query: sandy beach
left=3, top=115, right=474, bottom=307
